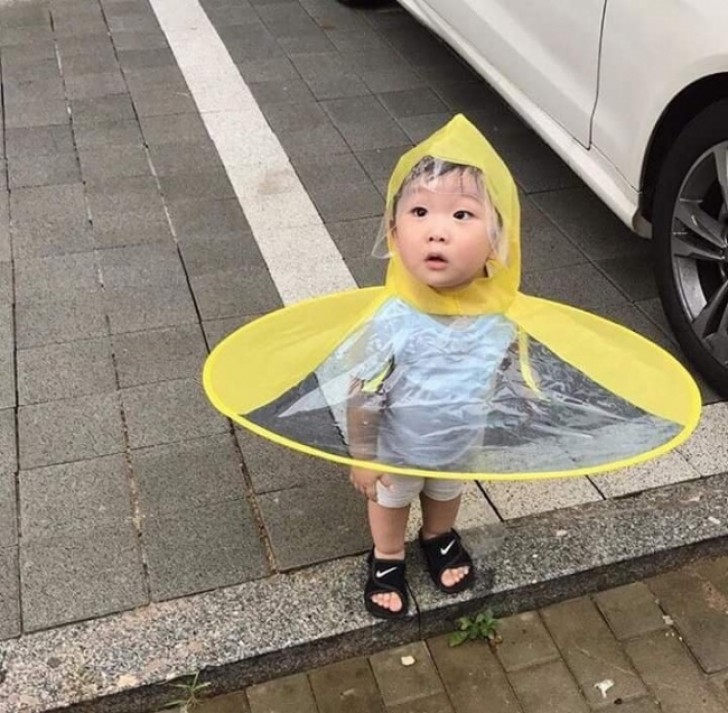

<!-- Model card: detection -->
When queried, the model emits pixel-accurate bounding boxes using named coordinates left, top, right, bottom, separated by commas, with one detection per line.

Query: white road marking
left=148, top=0, right=357, bottom=305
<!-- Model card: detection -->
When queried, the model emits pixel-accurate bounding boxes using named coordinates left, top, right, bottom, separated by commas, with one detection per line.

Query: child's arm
left=347, top=378, right=386, bottom=501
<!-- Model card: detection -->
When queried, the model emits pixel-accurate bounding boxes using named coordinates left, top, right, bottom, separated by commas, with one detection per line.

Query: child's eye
left=411, top=206, right=428, bottom=217
left=454, top=210, right=474, bottom=220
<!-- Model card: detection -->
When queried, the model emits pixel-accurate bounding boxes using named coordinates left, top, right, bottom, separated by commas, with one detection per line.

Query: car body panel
left=416, top=0, right=605, bottom=147
left=395, top=0, right=728, bottom=235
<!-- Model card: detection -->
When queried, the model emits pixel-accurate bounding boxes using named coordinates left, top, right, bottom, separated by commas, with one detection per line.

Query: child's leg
left=366, top=476, right=421, bottom=613
left=420, top=479, right=469, bottom=589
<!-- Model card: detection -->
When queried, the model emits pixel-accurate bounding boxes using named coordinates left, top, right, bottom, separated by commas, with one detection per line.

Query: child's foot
left=364, top=549, right=409, bottom=619
left=419, top=529, right=475, bottom=594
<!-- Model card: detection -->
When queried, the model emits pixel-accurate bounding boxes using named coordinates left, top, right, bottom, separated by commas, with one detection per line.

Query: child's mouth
left=425, top=254, right=448, bottom=270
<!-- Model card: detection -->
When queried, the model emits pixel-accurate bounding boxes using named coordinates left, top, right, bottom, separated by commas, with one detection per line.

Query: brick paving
left=188, top=555, right=728, bottom=713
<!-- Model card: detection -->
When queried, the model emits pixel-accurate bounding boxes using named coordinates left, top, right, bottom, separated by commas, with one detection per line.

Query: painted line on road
left=148, top=0, right=357, bottom=305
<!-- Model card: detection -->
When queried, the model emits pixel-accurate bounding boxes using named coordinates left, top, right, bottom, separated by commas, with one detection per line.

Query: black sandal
left=364, top=549, right=409, bottom=620
left=419, top=529, right=475, bottom=594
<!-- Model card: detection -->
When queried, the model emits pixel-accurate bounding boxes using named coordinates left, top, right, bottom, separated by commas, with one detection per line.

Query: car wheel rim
left=670, top=140, right=728, bottom=366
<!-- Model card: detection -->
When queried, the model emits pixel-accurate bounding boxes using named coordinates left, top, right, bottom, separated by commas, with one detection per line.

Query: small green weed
left=164, top=671, right=211, bottom=712
left=449, top=608, right=502, bottom=648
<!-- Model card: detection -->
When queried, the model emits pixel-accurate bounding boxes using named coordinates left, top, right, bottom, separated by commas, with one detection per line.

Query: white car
left=341, top=0, right=728, bottom=396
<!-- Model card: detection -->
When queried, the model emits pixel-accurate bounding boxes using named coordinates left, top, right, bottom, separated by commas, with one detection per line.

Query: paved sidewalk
left=0, top=0, right=727, bottom=709
left=173, top=554, right=728, bottom=713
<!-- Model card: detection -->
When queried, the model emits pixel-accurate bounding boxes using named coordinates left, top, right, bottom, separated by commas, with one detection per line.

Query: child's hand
left=349, top=466, right=390, bottom=502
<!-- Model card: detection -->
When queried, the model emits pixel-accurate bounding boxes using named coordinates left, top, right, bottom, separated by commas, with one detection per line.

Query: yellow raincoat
left=203, top=115, right=700, bottom=480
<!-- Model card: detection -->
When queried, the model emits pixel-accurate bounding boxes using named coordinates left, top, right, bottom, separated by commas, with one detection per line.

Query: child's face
left=392, top=171, right=496, bottom=291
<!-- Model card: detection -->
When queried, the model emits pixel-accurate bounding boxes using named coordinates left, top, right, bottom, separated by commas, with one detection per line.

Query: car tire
left=652, top=99, right=728, bottom=396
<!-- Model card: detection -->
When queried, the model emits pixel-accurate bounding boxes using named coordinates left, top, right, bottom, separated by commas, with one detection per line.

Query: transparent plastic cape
left=203, top=115, right=701, bottom=481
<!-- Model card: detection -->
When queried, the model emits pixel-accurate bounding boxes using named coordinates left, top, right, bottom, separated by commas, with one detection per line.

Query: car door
left=421, top=0, right=606, bottom=148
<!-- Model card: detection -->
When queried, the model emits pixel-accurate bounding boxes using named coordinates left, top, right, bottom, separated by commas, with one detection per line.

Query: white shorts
left=376, top=474, right=465, bottom=509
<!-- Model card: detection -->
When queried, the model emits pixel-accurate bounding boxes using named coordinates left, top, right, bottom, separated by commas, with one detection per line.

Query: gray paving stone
left=111, top=31, right=169, bottom=52
left=0, top=263, right=11, bottom=303
left=88, top=179, right=168, bottom=234
left=15, top=252, right=100, bottom=302
left=309, top=657, right=385, bottom=713
left=140, top=112, right=210, bottom=146
left=596, top=252, right=657, bottom=302
left=370, top=642, right=444, bottom=707
left=78, top=144, right=152, bottom=183
left=322, top=95, right=410, bottom=151
left=55, top=32, right=115, bottom=58
left=118, top=47, right=177, bottom=70
left=220, top=25, right=283, bottom=62
left=159, top=171, right=235, bottom=201
left=0, top=547, right=20, bottom=641
left=142, top=498, right=267, bottom=601
left=144, top=141, right=222, bottom=176
left=167, top=197, right=252, bottom=239
left=64, top=71, right=127, bottom=100
left=327, top=217, right=383, bottom=260
left=4, top=76, right=65, bottom=104
left=15, top=293, right=108, bottom=349
left=190, top=267, right=283, bottom=319
left=489, top=130, right=582, bottom=194
left=345, top=254, right=386, bottom=288
left=108, top=14, right=161, bottom=33
left=205, top=2, right=258, bottom=27
left=0, top=471, right=17, bottom=549
left=521, top=262, right=628, bottom=311
left=104, top=284, right=198, bottom=334
left=18, top=338, right=116, bottom=405
left=379, top=88, right=447, bottom=118
left=360, top=66, right=425, bottom=94
left=5, top=99, right=69, bottom=129
left=131, top=434, right=245, bottom=516
left=93, top=214, right=173, bottom=249
left=179, top=231, right=266, bottom=276
left=520, top=196, right=587, bottom=273
left=495, top=611, right=560, bottom=672
left=263, top=100, right=350, bottom=158
left=0, top=195, right=9, bottom=263
left=396, top=111, right=454, bottom=144
left=541, top=596, right=647, bottom=707
left=70, top=94, right=136, bottom=126
left=8, top=151, right=80, bottom=189
left=61, top=50, right=121, bottom=76
left=482, top=477, right=602, bottom=520
left=533, top=187, right=648, bottom=261
left=74, top=119, right=144, bottom=150
left=2, top=57, right=60, bottom=84
left=354, top=144, right=411, bottom=188
left=123, top=65, right=187, bottom=92
left=309, top=179, right=383, bottom=223
left=507, top=660, right=589, bottom=713
left=0, top=409, right=16, bottom=474
left=427, top=634, right=521, bottom=713
left=647, top=559, right=728, bottom=674
left=246, top=673, right=317, bottom=713
left=386, top=693, right=455, bottom=713
left=278, top=30, right=336, bottom=55
left=5, top=124, right=75, bottom=158
left=0, top=2, right=49, bottom=28
left=235, top=56, right=299, bottom=83
left=625, top=630, right=725, bottom=713
left=324, top=27, right=391, bottom=53
left=130, top=86, right=199, bottom=116
left=203, top=316, right=254, bottom=349
left=112, top=323, right=207, bottom=387
left=293, top=150, right=370, bottom=189
left=19, top=454, right=133, bottom=539
left=248, top=76, right=315, bottom=106
left=1, top=41, right=56, bottom=67
left=257, top=474, right=369, bottom=570
left=594, top=582, right=669, bottom=641
left=0, top=25, right=51, bottom=46
left=289, top=52, right=369, bottom=101
left=18, top=392, right=125, bottom=469
left=21, top=522, right=146, bottom=631
left=0, top=306, right=14, bottom=410
left=121, top=377, right=228, bottom=449
left=236, top=425, right=340, bottom=494
left=678, top=402, right=728, bottom=475
left=98, top=242, right=186, bottom=289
